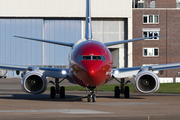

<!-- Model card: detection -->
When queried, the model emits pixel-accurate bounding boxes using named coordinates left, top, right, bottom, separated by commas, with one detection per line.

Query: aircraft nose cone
left=81, top=61, right=106, bottom=87
left=82, top=62, right=101, bottom=76
left=87, top=69, right=97, bottom=76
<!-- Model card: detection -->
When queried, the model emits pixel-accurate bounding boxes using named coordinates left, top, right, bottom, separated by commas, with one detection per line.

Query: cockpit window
left=77, top=55, right=82, bottom=62
left=92, top=56, right=101, bottom=60
left=82, top=56, right=91, bottom=60
left=78, top=55, right=106, bottom=62
left=101, top=55, right=106, bottom=62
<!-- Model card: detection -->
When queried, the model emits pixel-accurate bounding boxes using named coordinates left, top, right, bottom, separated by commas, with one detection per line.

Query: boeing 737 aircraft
left=0, top=0, right=180, bottom=102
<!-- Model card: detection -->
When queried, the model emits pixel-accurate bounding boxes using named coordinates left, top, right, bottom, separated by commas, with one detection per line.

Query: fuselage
left=69, top=40, right=113, bottom=88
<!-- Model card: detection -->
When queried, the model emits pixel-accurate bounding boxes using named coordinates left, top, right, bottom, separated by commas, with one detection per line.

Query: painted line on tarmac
left=86, top=102, right=163, bottom=106
left=0, top=109, right=112, bottom=114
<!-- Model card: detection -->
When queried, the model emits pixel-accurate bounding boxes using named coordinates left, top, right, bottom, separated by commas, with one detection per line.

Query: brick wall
left=138, top=0, right=176, bottom=8
left=166, top=9, right=180, bottom=77
left=155, top=0, right=176, bottom=8
left=133, top=9, right=180, bottom=77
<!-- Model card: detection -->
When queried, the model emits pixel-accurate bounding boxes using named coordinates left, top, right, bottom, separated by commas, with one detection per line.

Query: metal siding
left=21, top=20, right=27, bottom=65
left=14, top=20, right=19, bottom=65
left=82, top=18, right=125, bottom=44
left=36, top=19, right=43, bottom=65
left=0, top=19, right=5, bottom=64
left=10, top=19, right=16, bottom=65
left=26, top=19, right=32, bottom=65
left=44, top=19, right=81, bottom=66
left=59, top=20, right=65, bottom=65
left=0, top=18, right=43, bottom=77
left=44, top=20, right=50, bottom=65
left=49, top=20, right=55, bottom=65
left=0, top=0, right=132, bottom=18
left=64, top=20, right=71, bottom=65
left=5, top=19, right=10, bottom=64
left=54, top=20, right=60, bottom=65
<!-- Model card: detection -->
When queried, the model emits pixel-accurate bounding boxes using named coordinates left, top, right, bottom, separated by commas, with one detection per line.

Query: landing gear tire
left=87, top=94, right=91, bottom=102
left=60, top=86, right=65, bottom=98
left=114, top=86, right=120, bottom=98
left=124, top=86, right=130, bottom=98
left=92, top=94, right=96, bottom=102
left=50, top=86, right=56, bottom=98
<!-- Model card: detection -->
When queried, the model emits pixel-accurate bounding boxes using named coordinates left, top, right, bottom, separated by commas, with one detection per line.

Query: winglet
left=85, top=0, right=93, bottom=40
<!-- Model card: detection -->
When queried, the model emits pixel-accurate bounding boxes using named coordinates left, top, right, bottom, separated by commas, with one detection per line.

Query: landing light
left=62, top=70, right=66, bottom=75
left=114, top=70, right=119, bottom=74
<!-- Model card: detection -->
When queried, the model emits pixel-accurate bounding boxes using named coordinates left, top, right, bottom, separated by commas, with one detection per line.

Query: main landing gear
left=114, top=78, right=131, bottom=98
left=87, top=88, right=96, bottom=102
left=48, top=78, right=66, bottom=99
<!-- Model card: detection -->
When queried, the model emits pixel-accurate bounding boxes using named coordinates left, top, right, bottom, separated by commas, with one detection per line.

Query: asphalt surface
left=0, top=78, right=180, bottom=120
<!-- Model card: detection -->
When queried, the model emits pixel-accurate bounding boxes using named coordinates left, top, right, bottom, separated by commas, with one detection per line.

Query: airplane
left=0, top=0, right=180, bottom=102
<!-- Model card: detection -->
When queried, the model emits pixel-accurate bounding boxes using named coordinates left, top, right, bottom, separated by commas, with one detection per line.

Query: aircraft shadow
left=96, top=95, right=145, bottom=99
left=1, top=92, right=177, bottom=102
left=0, top=93, right=84, bottom=102
left=0, top=92, right=146, bottom=102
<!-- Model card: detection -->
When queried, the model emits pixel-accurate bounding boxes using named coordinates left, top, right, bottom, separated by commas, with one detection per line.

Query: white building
left=0, top=0, right=132, bottom=77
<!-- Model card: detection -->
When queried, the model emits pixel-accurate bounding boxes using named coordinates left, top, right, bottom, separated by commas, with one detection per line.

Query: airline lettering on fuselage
left=106, top=72, right=111, bottom=76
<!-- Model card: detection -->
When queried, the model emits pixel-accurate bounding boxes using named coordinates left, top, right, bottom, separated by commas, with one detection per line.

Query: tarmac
left=0, top=78, right=180, bottom=120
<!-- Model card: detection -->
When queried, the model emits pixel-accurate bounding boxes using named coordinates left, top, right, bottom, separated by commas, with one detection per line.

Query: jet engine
left=134, top=71, right=160, bottom=94
left=21, top=71, right=47, bottom=94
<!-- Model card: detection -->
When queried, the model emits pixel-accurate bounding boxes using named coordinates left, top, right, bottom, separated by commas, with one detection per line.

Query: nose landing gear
left=87, top=88, right=96, bottom=102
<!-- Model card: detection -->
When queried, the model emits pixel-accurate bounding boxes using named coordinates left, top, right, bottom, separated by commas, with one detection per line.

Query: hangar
left=0, top=0, right=132, bottom=77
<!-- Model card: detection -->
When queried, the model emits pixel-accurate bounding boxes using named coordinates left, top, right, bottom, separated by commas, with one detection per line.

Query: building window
left=143, top=15, right=159, bottom=24
left=177, top=0, right=180, bottom=8
left=143, top=31, right=159, bottom=40
left=143, top=48, right=159, bottom=57
left=142, top=28, right=160, bottom=40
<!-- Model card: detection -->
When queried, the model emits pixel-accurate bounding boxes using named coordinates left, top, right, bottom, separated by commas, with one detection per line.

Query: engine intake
left=134, top=71, right=160, bottom=94
left=21, top=71, right=47, bottom=94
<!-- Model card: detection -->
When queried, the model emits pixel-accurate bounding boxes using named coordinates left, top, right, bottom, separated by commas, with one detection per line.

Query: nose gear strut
left=87, top=87, right=96, bottom=102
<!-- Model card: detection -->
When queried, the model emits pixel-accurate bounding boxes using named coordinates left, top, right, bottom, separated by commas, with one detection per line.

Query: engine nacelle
left=134, top=71, right=160, bottom=94
left=21, top=71, right=47, bottom=94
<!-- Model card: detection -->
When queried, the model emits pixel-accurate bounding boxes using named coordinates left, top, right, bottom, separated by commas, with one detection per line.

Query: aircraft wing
left=14, top=36, right=74, bottom=47
left=104, top=35, right=162, bottom=46
left=0, top=64, right=70, bottom=78
left=112, top=63, right=180, bottom=78
left=0, top=64, right=28, bottom=72
left=38, top=67, right=69, bottom=78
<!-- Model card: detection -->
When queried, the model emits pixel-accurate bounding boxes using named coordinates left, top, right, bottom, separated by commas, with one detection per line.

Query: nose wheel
left=87, top=90, right=96, bottom=102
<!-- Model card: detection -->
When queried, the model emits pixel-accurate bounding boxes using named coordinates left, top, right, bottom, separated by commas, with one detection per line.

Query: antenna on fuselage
left=85, top=0, right=93, bottom=41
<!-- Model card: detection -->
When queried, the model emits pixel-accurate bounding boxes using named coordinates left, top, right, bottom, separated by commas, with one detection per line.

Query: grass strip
left=48, top=83, right=180, bottom=94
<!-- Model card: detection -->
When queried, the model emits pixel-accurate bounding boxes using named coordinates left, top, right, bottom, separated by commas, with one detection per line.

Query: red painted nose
left=81, top=61, right=106, bottom=87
